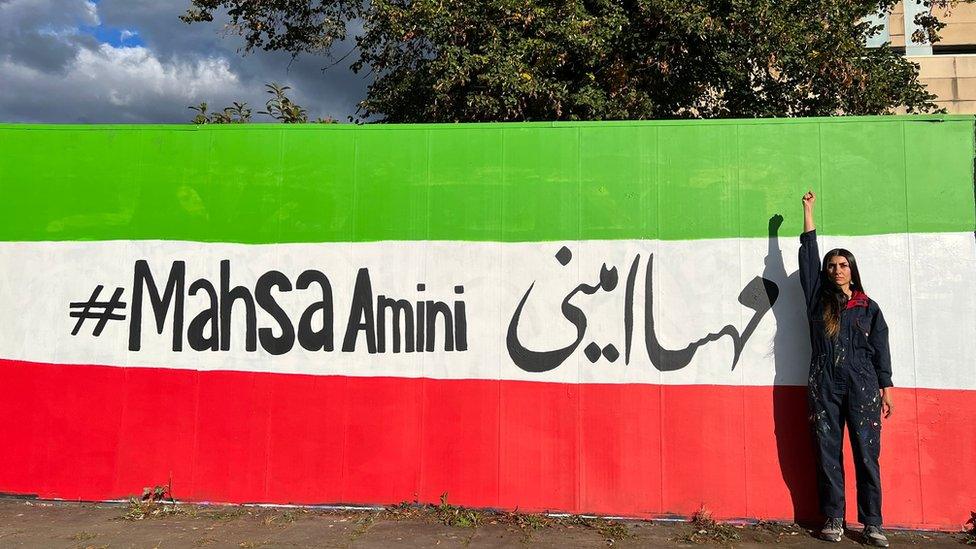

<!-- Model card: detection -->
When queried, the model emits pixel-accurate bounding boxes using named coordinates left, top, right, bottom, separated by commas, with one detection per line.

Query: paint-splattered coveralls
left=799, top=230, right=892, bottom=526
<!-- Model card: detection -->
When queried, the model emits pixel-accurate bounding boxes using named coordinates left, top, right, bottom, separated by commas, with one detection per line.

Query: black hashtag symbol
left=69, top=285, right=127, bottom=337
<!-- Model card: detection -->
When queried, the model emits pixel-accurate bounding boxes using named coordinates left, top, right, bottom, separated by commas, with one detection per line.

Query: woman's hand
left=802, top=190, right=816, bottom=211
left=802, top=190, right=816, bottom=232
left=881, top=388, right=893, bottom=418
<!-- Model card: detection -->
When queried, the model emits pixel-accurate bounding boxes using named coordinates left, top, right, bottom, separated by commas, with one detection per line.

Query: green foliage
left=181, top=0, right=968, bottom=122
left=188, top=102, right=210, bottom=124
left=680, top=505, right=741, bottom=544
left=121, top=484, right=183, bottom=520
left=189, top=101, right=252, bottom=124
left=259, top=82, right=309, bottom=123
left=190, top=83, right=337, bottom=124
left=435, top=492, right=482, bottom=528
left=562, top=515, right=632, bottom=544
left=965, top=511, right=976, bottom=545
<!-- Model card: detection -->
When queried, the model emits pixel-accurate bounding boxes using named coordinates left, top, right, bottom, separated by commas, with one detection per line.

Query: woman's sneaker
left=863, top=525, right=889, bottom=547
left=820, top=517, right=844, bottom=542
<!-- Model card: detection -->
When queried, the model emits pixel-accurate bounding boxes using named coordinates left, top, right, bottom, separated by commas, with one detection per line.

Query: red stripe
left=0, top=359, right=971, bottom=530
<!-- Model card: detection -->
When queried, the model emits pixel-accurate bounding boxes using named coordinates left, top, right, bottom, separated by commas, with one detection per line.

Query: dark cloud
left=0, top=0, right=368, bottom=123
left=0, top=0, right=100, bottom=73
left=2, top=31, right=91, bottom=73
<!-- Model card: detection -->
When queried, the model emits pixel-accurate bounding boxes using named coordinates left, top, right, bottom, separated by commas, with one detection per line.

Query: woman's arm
left=803, top=190, right=816, bottom=233
left=799, top=190, right=821, bottom=310
left=869, top=307, right=894, bottom=417
left=869, top=309, right=893, bottom=388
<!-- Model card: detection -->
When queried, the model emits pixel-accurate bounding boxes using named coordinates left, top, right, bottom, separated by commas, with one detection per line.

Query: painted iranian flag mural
left=0, top=117, right=973, bottom=530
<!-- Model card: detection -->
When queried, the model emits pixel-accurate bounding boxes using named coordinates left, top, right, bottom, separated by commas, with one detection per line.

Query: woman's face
left=826, top=255, right=852, bottom=288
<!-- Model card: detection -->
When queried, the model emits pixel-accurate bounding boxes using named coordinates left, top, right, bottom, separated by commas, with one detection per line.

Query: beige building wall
left=889, top=2, right=906, bottom=48
left=890, top=1, right=976, bottom=113
left=914, top=56, right=976, bottom=114
left=931, top=2, right=976, bottom=47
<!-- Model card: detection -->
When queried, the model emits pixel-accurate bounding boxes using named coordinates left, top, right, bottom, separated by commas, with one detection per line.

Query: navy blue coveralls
left=799, top=230, right=892, bottom=526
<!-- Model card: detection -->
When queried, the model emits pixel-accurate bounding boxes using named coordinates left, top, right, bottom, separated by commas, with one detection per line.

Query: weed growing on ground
left=436, top=493, right=482, bottom=528
left=383, top=494, right=485, bottom=528
left=754, top=519, right=792, bottom=533
left=120, top=484, right=184, bottom=521
left=262, top=508, right=306, bottom=526
left=502, top=508, right=553, bottom=531
left=350, top=511, right=379, bottom=539
left=680, top=505, right=741, bottom=544
left=560, top=516, right=632, bottom=546
left=201, top=507, right=247, bottom=521
left=374, top=496, right=631, bottom=545
left=965, top=511, right=976, bottom=545
left=385, top=501, right=425, bottom=521
left=69, top=530, right=97, bottom=541
left=595, top=520, right=631, bottom=544
left=384, top=502, right=412, bottom=520
left=496, top=508, right=555, bottom=542
left=281, top=509, right=304, bottom=522
left=754, top=519, right=803, bottom=536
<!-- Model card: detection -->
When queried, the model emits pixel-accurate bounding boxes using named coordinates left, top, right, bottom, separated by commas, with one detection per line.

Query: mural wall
left=0, top=117, right=973, bottom=530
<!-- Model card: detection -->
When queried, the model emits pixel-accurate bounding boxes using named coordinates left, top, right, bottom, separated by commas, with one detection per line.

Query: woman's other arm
left=869, top=307, right=894, bottom=417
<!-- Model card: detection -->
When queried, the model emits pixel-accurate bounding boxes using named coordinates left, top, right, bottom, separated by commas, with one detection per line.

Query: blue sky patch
left=80, top=24, right=145, bottom=48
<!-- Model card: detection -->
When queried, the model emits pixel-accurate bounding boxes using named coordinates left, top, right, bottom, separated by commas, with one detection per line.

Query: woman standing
left=800, top=190, right=893, bottom=547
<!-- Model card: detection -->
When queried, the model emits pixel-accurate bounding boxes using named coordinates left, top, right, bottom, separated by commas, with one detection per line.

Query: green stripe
left=1, top=116, right=973, bottom=243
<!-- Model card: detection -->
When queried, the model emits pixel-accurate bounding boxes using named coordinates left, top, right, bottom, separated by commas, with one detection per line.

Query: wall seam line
left=901, top=120, right=926, bottom=526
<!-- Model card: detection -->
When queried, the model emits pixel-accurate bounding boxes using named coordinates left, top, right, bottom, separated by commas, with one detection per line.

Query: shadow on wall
left=764, top=214, right=819, bottom=524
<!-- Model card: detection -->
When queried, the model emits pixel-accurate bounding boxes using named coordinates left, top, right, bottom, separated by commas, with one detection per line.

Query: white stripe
left=0, top=234, right=973, bottom=389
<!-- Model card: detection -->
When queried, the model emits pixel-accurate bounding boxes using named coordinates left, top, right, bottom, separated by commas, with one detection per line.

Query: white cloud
left=0, top=0, right=364, bottom=123
left=119, top=29, right=137, bottom=44
left=75, top=44, right=240, bottom=104
left=1, top=43, right=248, bottom=122
left=83, top=0, right=99, bottom=25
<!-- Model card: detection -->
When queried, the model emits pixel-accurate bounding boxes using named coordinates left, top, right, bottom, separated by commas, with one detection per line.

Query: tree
left=181, top=0, right=964, bottom=122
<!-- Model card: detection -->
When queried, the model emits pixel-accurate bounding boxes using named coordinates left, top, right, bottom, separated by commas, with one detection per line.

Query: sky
left=0, top=0, right=366, bottom=123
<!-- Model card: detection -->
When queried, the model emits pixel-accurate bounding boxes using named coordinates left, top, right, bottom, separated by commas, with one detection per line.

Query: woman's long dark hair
left=820, top=248, right=864, bottom=339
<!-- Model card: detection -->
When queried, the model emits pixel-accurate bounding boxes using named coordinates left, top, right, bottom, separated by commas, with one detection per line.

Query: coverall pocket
left=853, top=316, right=875, bottom=363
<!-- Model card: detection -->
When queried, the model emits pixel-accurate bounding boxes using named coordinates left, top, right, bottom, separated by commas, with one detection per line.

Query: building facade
left=877, top=2, right=976, bottom=113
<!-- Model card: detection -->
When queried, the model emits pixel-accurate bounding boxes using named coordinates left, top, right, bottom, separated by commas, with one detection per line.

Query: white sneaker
left=820, top=517, right=844, bottom=542
left=863, top=525, right=889, bottom=547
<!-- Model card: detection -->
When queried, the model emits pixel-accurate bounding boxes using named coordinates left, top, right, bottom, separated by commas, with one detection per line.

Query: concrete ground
left=0, top=498, right=969, bottom=548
